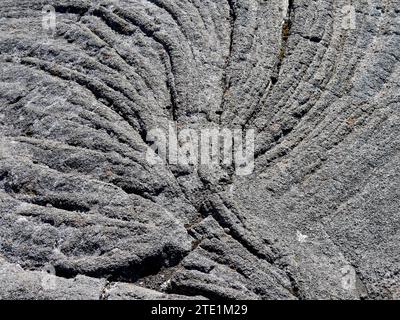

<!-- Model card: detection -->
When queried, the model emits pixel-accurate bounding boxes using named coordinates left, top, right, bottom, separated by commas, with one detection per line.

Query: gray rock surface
left=0, top=0, right=399, bottom=299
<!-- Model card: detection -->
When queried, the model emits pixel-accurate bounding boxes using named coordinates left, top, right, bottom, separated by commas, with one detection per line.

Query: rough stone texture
left=0, top=0, right=399, bottom=300
left=0, top=257, right=106, bottom=299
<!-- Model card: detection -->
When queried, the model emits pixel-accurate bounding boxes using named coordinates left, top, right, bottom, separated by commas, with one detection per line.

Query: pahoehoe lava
left=0, top=0, right=399, bottom=300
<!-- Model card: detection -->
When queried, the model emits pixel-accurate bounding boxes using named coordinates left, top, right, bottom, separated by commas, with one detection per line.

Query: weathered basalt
left=0, top=0, right=399, bottom=300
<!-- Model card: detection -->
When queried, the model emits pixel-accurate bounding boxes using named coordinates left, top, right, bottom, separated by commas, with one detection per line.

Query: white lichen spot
left=296, top=230, right=308, bottom=243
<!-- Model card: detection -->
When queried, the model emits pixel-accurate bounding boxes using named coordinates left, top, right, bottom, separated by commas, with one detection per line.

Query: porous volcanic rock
left=0, top=0, right=399, bottom=299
